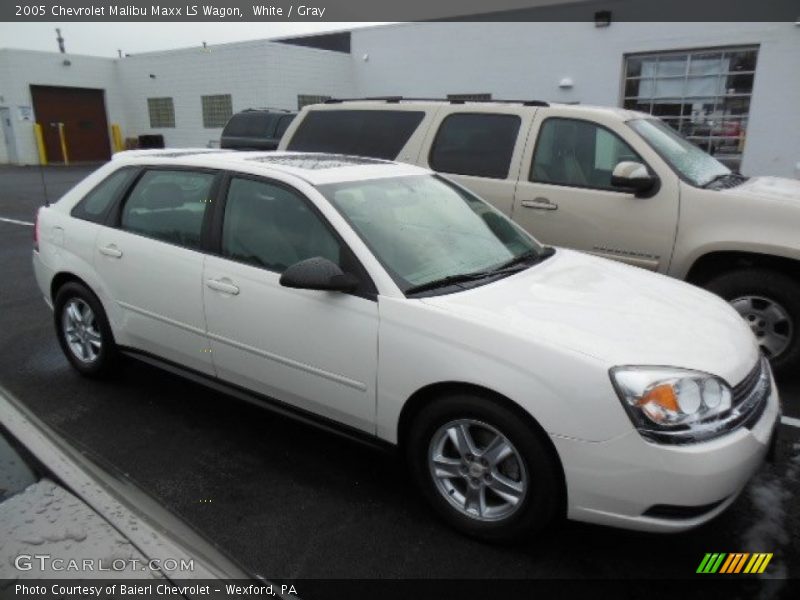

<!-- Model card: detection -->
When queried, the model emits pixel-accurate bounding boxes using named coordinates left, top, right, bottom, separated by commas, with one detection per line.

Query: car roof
left=301, top=99, right=646, bottom=121
left=111, top=150, right=431, bottom=185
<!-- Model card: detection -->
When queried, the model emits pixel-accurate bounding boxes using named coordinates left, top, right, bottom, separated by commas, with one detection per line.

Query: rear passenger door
left=419, top=109, right=535, bottom=216
left=95, top=168, right=219, bottom=374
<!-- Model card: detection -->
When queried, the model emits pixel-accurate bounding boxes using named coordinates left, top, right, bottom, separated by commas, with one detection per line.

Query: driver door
left=511, top=112, right=679, bottom=272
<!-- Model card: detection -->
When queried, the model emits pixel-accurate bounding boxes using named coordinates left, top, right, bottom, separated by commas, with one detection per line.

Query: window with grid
left=201, top=94, right=233, bottom=128
left=622, top=47, right=758, bottom=171
left=297, top=94, right=332, bottom=110
left=447, top=93, right=492, bottom=102
left=147, top=97, right=175, bottom=128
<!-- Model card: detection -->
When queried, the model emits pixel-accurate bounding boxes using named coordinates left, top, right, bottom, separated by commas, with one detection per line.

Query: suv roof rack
left=241, top=107, right=294, bottom=113
left=323, top=96, right=549, bottom=107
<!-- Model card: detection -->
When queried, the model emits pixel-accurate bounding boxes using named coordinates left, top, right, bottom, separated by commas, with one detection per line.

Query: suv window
left=222, top=113, right=274, bottom=138
left=531, top=118, right=641, bottom=189
left=71, top=168, right=137, bottom=223
left=287, top=110, right=425, bottom=160
left=429, top=113, right=521, bottom=179
left=120, top=170, right=215, bottom=249
left=222, top=177, right=342, bottom=273
left=274, top=114, right=295, bottom=139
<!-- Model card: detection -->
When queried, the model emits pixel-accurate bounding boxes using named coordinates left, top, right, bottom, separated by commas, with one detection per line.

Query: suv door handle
left=206, top=278, right=240, bottom=295
left=521, top=197, right=559, bottom=211
left=98, top=244, right=123, bottom=258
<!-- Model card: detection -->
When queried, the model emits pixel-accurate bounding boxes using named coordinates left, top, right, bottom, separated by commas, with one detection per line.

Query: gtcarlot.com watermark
left=14, top=554, right=195, bottom=573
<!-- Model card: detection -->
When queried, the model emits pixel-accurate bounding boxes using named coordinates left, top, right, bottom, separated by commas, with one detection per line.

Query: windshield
left=629, top=118, right=730, bottom=187
left=319, top=175, right=543, bottom=294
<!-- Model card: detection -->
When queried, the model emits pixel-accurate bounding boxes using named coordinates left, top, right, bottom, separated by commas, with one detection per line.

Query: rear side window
left=429, top=113, right=521, bottom=179
left=71, top=168, right=137, bottom=223
left=222, top=113, right=274, bottom=138
left=287, top=110, right=424, bottom=160
left=120, top=170, right=215, bottom=250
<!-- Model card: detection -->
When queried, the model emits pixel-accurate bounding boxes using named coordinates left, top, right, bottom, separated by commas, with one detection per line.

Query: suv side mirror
left=611, top=161, right=657, bottom=196
left=279, top=257, right=359, bottom=292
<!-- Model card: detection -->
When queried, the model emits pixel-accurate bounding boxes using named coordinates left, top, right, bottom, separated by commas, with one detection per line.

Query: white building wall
left=116, top=40, right=354, bottom=148
left=351, top=22, right=800, bottom=177
left=0, top=49, right=127, bottom=165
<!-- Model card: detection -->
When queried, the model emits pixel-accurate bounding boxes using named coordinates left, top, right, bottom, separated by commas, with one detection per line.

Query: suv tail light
left=33, top=208, right=40, bottom=252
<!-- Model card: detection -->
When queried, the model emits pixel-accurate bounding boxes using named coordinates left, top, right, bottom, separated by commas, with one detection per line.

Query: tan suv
left=279, top=98, right=800, bottom=373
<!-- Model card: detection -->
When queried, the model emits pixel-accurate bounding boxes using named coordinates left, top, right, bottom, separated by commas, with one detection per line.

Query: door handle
left=521, top=197, right=559, bottom=211
left=98, top=244, right=123, bottom=258
left=206, top=278, right=240, bottom=296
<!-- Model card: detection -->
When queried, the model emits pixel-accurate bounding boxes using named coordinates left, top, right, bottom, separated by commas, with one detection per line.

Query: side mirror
left=279, top=257, right=359, bottom=292
left=611, top=161, right=657, bottom=196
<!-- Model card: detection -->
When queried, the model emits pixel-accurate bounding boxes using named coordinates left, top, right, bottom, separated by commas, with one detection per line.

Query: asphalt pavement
left=0, top=165, right=798, bottom=588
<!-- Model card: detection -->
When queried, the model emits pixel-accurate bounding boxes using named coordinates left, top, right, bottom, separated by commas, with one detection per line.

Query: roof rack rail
left=323, top=97, right=549, bottom=107
left=241, top=107, right=294, bottom=113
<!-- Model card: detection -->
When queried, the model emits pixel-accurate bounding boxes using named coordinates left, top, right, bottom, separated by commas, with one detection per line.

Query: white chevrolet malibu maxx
left=33, top=150, right=779, bottom=541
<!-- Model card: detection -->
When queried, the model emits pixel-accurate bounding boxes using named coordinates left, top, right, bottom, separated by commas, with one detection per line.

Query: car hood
left=722, top=175, right=800, bottom=205
left=421, top=249, right=760, bottom=385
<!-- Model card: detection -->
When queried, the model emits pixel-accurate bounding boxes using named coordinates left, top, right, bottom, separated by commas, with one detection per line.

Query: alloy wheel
left=730, top=295, right=793, bottom=359
left=62, top=298, right=102, bottom=363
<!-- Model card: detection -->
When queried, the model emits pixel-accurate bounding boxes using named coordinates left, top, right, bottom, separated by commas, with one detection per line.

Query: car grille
left=730, top=355, right=770, bottom=430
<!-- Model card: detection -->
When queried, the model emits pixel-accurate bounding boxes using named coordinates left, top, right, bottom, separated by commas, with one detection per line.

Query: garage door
left=31, top=85, right=111, bottom=163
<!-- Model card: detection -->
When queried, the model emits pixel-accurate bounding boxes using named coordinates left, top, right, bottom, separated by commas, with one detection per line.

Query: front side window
left=287, top=110, right=425, bottom=160
left=531, top=118, right=641, bottom=189
left=121, top=170, right=215, bottom=249
left=430, top=113, right=521, bottom=179
left=320, top=175, right=542, bottom=293
left=274, top=114, right=295, bottom=138
left=622, top=47, right=758, bottom=171
left=72, top=167, right=137, bottom=223
left=222, top=178, right=341, bottom=273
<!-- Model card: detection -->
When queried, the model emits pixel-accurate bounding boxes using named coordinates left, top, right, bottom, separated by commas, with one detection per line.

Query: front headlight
left=610, top=366, right=734, bottom=443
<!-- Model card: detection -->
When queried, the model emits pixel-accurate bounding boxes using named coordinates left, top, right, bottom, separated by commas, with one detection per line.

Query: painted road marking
left=0, top=216, right=34, bottom=226
left=782, top=415, right=800, bottom=429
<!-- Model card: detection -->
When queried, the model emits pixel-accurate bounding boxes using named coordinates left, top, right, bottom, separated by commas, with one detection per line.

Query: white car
left=33, top=150, right=780, bottom=542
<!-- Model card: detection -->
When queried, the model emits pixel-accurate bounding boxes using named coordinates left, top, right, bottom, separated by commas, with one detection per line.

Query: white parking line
left=0, top=216, right=34, bottom=227
left=782, top=416, right=800, bottom=429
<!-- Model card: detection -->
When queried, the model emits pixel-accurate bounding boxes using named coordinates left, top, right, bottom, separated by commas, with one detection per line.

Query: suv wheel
left=407, top=392, right=562, bottom=542
left=705, top=269, right=800, bottom=375
left=54, top=282, right=118, bottom=377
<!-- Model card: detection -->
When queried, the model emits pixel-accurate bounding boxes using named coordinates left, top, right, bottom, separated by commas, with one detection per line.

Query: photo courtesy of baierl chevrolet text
left=0, top=1, right=798, bottom=599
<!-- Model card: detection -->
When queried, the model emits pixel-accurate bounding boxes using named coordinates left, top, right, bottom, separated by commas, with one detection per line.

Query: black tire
left=704, top=268, right=800, bottom=375
left=407, top=391, right=563, bottom=543
left=54, top=281, right=118, bottom=378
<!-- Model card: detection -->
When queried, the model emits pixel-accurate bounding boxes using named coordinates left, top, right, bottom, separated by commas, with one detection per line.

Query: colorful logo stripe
left=697, top=553, right=773, bottom=574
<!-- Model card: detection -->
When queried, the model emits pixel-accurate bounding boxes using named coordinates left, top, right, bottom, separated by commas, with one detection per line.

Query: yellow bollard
left=110, top=123, right=124, bottom=153
left=57, top=122, right=69, bottom=165
left=33, top=123, right=48, bottom=165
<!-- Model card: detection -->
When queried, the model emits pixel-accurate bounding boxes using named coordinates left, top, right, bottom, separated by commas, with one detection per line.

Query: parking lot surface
left=1, top=165, right=798, bottom=586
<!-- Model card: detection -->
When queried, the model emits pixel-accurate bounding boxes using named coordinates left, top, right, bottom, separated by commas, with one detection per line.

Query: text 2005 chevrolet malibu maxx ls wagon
left=33, top=150, right=779, bottom=541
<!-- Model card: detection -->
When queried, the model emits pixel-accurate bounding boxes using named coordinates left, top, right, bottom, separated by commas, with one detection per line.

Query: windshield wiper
left=703, top=172, right=747, bottom=189
left=405, top=247, right=555, bottom=296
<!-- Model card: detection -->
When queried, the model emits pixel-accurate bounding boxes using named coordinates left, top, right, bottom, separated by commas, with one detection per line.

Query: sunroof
left=247, top=154, right=386, bottom=170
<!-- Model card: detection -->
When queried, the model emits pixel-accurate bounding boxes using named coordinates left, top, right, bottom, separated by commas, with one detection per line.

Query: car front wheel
left=705, top=268, right=800, bottom=375
left=407, top=392, right=563, bottom=543
left=54, top=282, right=118, bottom=377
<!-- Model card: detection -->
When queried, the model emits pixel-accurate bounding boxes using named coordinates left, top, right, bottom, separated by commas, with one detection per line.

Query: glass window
left=121, top=170, right=215, bottom=249
left=201, top=94, right=233, bottom=128
left=147, top=97, right=175, bottom=128
left=287, top=110, right=425, bottom=160
left=274, top=114, right=295, bottom=138
left=71, top=168, right=137, bottom=223
left=622, top=46, right=758, bottom=171
left=222, top=178, right=341, bottom=272
left=429, top=113, right=521, bottom=179
left=531, top=118, right=640, bottom=189
left=222, top=112, right=274, bottom=137
left=320, top=175, right=542, bottom=293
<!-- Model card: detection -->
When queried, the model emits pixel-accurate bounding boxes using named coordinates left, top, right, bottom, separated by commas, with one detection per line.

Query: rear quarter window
left=429, top=113, right=521, bottom=179
left=286, top=109, right=425, bottom=160
left=71, top=167, right=138, bottom=223
left=222, top=113, right=275, bottom=138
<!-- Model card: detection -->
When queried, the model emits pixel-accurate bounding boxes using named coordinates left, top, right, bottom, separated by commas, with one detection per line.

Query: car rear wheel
left=407, top=392, right=563, bottom=542
left=54, top=282, right=118, bottom=377
left=705, top=268, right=800, bottom=375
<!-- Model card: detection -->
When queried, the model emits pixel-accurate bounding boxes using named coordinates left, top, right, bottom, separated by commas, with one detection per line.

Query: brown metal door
left=31, top=85, right=111, bottom=163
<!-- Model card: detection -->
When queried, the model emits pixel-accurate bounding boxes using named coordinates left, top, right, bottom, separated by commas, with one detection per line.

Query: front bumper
left=552, top=369, right=780, bottom=532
